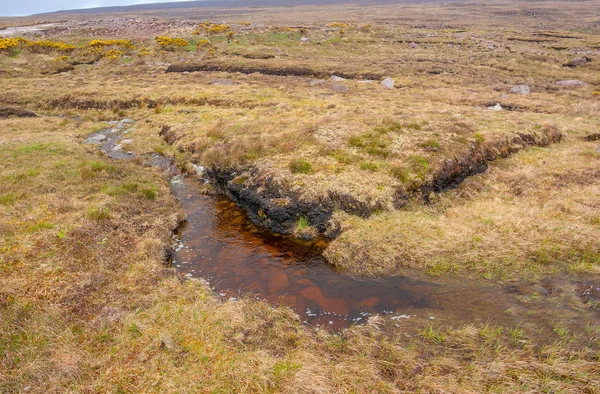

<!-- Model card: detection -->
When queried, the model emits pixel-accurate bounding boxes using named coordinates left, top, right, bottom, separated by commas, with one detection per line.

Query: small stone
left=409, top=42, right=417, bottom=49
left=556, top=80, right=586, bottom=87
left=488, top=103, right=503, bottom=111
left=112, top=145, right=122, bottom=151
left=510, top=85, right=530, bottom=95
left=120, top=139, right=133, bottom=144
left=191, top=164, right=204, bottom=176
left=564, top=57, right=588, bottom=67
left=83, top=134, right=106, bottom=144
left=331, top=84, right=349, bottom=93
left=212, top=79, right=235, bottom=86
left=330, top=75, right=346, bottom=82
left=381, top=77, right=395, bottom=89
left=596, top=146, right=600, bottom=154
left=274, top=47, right=283, bottom=56
left=300, top=36, right=310, bottom=43
left=308, top=79, right=325, bottom=86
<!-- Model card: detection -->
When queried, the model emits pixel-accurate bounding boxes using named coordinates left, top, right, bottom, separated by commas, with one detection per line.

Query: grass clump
left=105, top=180, right=158, bottom=200
left=0, top=192, right=18, bottom=205
left=348, top=130, right=392, bottom=158
left=87, top=205, right=111, bottom=220
left=289, top=158, right=313, bottom=174
left=296, top=215, right=309, bottom=230
left=407, top=155, right=429, bottom=178
left=360, top=161, right=380, bottom=171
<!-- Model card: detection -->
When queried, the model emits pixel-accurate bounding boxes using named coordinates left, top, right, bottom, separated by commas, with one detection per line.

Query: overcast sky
left=1, top=0, right=193, bottom=17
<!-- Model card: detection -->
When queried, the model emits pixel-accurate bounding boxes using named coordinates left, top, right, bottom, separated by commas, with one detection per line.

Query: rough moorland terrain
left=1, top=0, right=600, bottom=392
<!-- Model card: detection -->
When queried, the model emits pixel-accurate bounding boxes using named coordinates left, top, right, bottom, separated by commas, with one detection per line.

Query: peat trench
left=84, top=122, right=596, bottom=330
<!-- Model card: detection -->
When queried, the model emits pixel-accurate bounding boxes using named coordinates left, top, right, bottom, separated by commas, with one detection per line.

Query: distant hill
left=35, top=0, right=451, bottom=16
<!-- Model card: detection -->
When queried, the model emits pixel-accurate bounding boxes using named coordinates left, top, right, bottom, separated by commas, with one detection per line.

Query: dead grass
left=0, top=118, right=598, bottom=392
left=2, top=2, right=600, bottom=391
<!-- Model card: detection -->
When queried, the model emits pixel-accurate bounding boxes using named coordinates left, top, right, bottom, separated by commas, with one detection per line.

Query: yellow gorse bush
left=329, top=22, right=348, bottom=29
left=0, top=37, right=20, bottom=52
left=88, top=39, right=134, bottom=49
left=23, top=39, right=76, bottom=53
left=155, top=36, right=189, bottom=50
left=194, top=23, right=231, bottom=35
left=104, top=49, right=123, bottom=60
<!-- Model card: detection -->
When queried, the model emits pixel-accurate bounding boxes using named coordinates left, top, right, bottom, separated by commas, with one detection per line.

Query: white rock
left=83, top=134, right=106, bottom=144
left=488, top=103, right=503, bottom=111
left=556, top=80, right=586, bottom=87
left=330, top=75, right=346, bottom=82
left=381, top=77, right=395, bottom=89
left=510, top=85, right=530, bottom=95
left=120, top=139, right=133, bottom=144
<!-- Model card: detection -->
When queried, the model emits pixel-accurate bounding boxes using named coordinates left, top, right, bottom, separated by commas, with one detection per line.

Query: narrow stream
left=87, top=122, right=596, bottom=331
left=168, top=170, right=522, bottom=328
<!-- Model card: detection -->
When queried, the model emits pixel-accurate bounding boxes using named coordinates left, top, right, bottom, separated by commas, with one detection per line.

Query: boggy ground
left=4, top=3, right=599, bottom=278
left=1, top=1, right=600, bottom=392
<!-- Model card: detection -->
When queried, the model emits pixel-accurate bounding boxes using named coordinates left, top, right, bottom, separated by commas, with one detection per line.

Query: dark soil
left=0, top=106, right=37, bottom=118
left=421, top=125, right=563, bottom=198
left=584, top=133, right=600, bottom=141
left=161, top=125, right=563, bottom=238
left=166, top=61, right=384, bottom=80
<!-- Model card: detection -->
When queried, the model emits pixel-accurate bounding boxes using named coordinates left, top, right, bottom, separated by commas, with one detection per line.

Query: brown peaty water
left=168, top=169, right=531, bottom=329
left=88, top=124, right=597, bottom=333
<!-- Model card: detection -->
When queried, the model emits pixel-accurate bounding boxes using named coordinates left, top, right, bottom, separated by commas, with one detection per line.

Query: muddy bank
left=166, top=60, right=384, bottom=80
left=421, top=125, right=563, bottom=197
left=83, top=123, right=598, bottom=332
left=0, top=106, right=37, bottom=118
left=163, top=125, right=563, bottom=239
left=0, top=94, right=269, bottom=112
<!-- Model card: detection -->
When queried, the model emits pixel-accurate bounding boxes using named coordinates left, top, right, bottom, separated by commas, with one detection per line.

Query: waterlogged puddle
left=88, top=124, right=598, bottom=330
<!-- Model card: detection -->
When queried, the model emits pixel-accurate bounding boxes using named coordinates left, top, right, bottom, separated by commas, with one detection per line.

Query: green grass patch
left=389, top=165, right=409, bottom=182
left=27, top=221, right=55, bottom=233
left=407, top=155, right=429, bottom=178
left=104, top=180, right=158, bottom=200
left=360, top=161, right=380, bottom=172
left=289, top=158, right=313, bottom=174
left=87, top=206, right=111, bottom=221
left=16, top=143, right=67, bottom=155
left=348, top=130, right=392, bottom=158
left=0, top=192, right=19, bottom=206
left=296, top=216, right=309, bottom=230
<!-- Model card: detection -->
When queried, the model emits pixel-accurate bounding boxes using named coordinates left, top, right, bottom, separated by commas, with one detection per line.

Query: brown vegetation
left=1, top=0, right=600, bottom=392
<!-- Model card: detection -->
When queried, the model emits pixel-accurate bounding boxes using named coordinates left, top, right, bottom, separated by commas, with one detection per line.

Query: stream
left=85, top=121, right=597, bottom=330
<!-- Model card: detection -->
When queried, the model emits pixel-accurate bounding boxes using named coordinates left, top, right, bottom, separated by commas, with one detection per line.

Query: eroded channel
left=86, top=121, right=598, bottom=330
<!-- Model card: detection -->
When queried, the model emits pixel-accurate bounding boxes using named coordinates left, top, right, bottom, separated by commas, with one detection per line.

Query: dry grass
left=1, top=1, right=600, bottom=392
left=0, top=118, right=598, bottom=393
